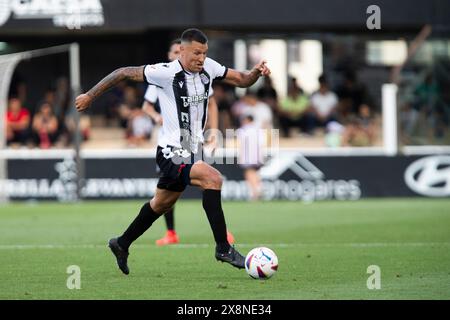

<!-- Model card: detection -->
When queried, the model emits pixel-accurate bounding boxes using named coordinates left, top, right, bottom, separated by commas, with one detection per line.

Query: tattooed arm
left=223, top=60, right=271, bottom=88
left=75, top=66, right=145, bottom=112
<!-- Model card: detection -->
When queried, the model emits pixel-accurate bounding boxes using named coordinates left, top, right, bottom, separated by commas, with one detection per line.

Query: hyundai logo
left=404, top=155, right=450, bottom=197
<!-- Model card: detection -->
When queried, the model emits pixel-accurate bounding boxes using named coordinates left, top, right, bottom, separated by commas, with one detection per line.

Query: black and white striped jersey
left=144, top=58, right=227, bottom=153
left=144, top=85, right=158, bottom=104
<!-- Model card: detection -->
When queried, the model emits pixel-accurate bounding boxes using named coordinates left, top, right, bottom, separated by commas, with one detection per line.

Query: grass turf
left=0, top=198, right=449, bottom=300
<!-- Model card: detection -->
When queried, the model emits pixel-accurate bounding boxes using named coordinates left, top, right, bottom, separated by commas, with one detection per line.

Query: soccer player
left=76, top=28, right=271, bottom=274
left=142, top=39, right=235, bottom=246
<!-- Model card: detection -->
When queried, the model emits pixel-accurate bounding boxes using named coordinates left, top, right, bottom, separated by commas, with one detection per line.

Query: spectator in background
left=55, top=77, right=70, bottom=121
left=277, top=78, right=314, bottom=137
left=310, top=74, right=338, bottom=130
left=257, top=76, right=278, bottom=112
left=324, top=121, right=345, bottom=148
left=53, top=76, right=76, bottom=146
left=335, top=70, right=373, bottom=120
left=342, top=104, right=376, bottom=147
left=39, top=88, right=61, bottom=118
left=118, top=85, right=139, bottom=129
left=126, top=107, right=153, bottom=147
left=402, top=72, right=440, bottom=140
left=6, top=97, right=30, bottom=147
left=64, top=106, right=91, bottom=145
left=231, top=91, right=273, bottom=129
left=32, top=102, right=59, bottom=149
left=237, top=114, right=264, bottom=201
left=212, top=82, right=235, bottom=134
left=9, top=74, right=27, bottom=106
left=104, top=81, right=127, bottom=126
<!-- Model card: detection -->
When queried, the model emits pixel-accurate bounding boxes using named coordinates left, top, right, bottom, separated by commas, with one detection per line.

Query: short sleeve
left=205, top=57, right=228, bottom=80
left=330, top=92, right=338, bottom=106
left=143, top=63, right=170, bottom=88
left=144, top=85, right=158, bottom=103
left=208, top=87, right=214, bottom=97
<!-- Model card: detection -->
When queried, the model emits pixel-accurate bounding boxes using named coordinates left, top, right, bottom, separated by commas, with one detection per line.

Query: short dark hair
left=181, top=28, right=208, bottom=44
left=244, top=114, right=254, bottom=122
left=318, top=74, right=327, bottom=84
left=170, top=38, right=181, bottom=46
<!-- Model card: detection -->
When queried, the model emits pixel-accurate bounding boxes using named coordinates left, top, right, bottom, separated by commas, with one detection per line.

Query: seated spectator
left=335, top=70, right=373, bottom=120
left=118, top=85, right=139, bottom=129
left=6, top=97, right=30, bottom=146
left=310, top=74, right=338, bottom=129
left=231, top=91, right=273, bottom=130
left=38, top=88, right=61, bottom=118
left=257, top=76, right=278, bottom=112
left=324, top=121, right=345, bottom=148
left=277, top=78, right=314, bottom=136
left=64, top=107, right=91, bottom=145
left=31, top=102, right=59, bottom=149
left=212, top=82, right=235, bottom=133
left=126, top=107, right=153, bottom=147
left=342, top=104, right=376, bottom=147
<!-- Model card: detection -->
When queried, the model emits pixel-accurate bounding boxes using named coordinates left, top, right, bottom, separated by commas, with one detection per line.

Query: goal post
left=0, top=43, right=82, bottom=203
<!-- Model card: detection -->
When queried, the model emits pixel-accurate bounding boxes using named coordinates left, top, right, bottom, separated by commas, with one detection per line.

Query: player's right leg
left=109, top=187, right=182, bottom=275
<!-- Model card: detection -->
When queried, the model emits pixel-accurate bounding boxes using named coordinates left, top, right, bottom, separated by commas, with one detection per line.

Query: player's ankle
left=216, top=242, right=231, bottom=254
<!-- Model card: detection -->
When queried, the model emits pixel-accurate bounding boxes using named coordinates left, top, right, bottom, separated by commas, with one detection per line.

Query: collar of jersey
left=178, top=60, right=205, bottom=75
left=178, top=60, right=192, bottom=75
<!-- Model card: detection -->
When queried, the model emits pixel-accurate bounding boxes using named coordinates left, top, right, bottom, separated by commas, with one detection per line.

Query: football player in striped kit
left=76, top=28, right=270, bottom=275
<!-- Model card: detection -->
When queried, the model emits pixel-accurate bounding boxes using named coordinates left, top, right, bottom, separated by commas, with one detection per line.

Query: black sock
left=202, top=189, right=230, bottom=253
left=118, top=202, right=161, bottom=251
left=165, top=207, right=175, bottom=231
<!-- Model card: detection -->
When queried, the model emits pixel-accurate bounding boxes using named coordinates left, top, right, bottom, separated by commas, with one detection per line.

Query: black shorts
left=156, top=146, right=202, bottom=192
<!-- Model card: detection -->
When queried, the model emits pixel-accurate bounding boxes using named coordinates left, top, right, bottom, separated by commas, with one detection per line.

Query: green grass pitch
left=0, top=199, right=449, bottom=300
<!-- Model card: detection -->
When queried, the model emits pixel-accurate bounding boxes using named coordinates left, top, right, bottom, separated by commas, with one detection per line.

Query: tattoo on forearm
left=241, top=69, right=260, bottom=87
left=87, top=66, right=144, bottom=100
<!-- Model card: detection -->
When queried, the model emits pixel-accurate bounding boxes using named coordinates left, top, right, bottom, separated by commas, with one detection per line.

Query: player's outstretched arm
left=75, top=66, right=145, bottom=112
left=223, top=60, right=271, bottom=88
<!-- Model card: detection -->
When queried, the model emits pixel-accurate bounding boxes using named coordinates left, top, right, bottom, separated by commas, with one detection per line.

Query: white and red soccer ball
left=245, top=247, right=278, bottom=279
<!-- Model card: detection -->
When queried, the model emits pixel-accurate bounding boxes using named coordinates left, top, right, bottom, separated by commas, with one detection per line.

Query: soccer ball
left=245, top=247, right=278, bottom=279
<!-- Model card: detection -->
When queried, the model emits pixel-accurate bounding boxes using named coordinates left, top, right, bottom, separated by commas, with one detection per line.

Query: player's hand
left=155, top=114, right=163, bottom=126
left=75, top=93, right=92, bottom=112
left=254, top=60, right=271, bottom=77
left=204, top=131, right=219, bottom=157
left=205, top=133, right=218, bottom=150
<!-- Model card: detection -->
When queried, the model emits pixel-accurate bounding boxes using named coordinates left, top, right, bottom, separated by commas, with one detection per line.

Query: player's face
left=167, top=43, right=181, bottom=62
left=180, top=40, right=208, bottom=73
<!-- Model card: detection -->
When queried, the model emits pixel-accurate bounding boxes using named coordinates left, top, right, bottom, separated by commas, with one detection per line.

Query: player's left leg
left=189, top=160, right=244, bottom=269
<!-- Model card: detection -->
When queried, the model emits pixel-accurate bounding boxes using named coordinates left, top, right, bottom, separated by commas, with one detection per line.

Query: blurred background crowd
left=5, top=69, right=382, bottom=149
left=6, top=62, right=449, bottom=150
left=2, top=0, right=449, bottom=150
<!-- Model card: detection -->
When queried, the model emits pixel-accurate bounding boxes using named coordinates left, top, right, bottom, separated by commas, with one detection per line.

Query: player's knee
left=205, top=172, right=222, bottom=190
left=150, top=197, right=173, bottom=214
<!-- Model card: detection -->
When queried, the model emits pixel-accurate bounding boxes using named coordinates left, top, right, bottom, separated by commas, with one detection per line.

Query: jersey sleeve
left=208, top=87, right=214, bottom=97
left=205, top=57, right=228, bottom=80
left=143, top=63, right=171, bottom=88
left=144, top=85, right=158, bottom=103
